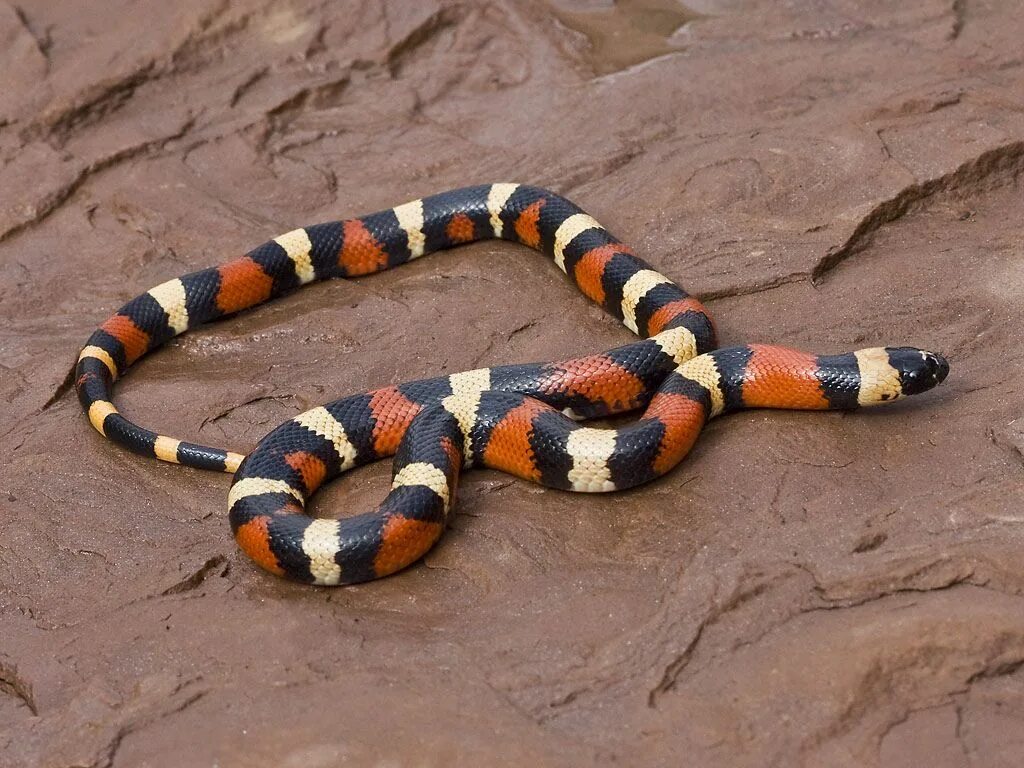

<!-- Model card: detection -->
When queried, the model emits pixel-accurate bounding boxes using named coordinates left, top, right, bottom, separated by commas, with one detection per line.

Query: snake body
left=76, top=184, right=948, bottom=585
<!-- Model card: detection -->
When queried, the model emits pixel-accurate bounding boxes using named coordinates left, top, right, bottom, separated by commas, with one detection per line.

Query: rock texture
left=2, top=1, right=1023, bottom=766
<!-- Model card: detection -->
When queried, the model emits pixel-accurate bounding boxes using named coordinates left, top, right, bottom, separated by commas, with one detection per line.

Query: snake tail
left=75, top=184, right=715, bottom=474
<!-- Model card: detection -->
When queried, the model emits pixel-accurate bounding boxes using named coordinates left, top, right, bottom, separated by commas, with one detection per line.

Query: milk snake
left=76, top=184, right=949, bottom=585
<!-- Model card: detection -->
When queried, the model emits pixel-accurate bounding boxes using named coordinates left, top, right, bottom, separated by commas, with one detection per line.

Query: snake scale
left=76, top=184, right=949, bottom=585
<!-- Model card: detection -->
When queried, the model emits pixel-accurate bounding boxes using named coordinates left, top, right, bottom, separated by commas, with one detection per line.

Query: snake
left=75, top=184, right=949, bottom=585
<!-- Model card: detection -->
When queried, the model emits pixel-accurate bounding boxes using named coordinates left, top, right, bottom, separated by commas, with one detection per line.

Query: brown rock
left=2, top=1, right=1022, bottom=765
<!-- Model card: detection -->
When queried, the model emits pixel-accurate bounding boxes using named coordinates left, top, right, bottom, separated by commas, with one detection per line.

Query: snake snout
left=887, top=347, right=949, bottom=395
left=929, top=352, right=950, bottom=385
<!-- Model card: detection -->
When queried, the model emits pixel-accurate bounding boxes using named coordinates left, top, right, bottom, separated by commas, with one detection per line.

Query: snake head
left=851, top=347, right=948, bottom=406
left=885, top=347, right=949, bottom=397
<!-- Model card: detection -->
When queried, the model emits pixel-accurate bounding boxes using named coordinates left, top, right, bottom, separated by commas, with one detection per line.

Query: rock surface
left=2, top=1, right=1023, bottom=765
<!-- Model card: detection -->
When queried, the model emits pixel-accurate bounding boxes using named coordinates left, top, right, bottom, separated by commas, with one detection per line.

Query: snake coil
left=76, top=184, right=948, bottom=585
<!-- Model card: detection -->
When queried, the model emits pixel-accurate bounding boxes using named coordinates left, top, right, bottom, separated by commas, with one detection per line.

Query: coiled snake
left=76, top=185, right=949, bottom=585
